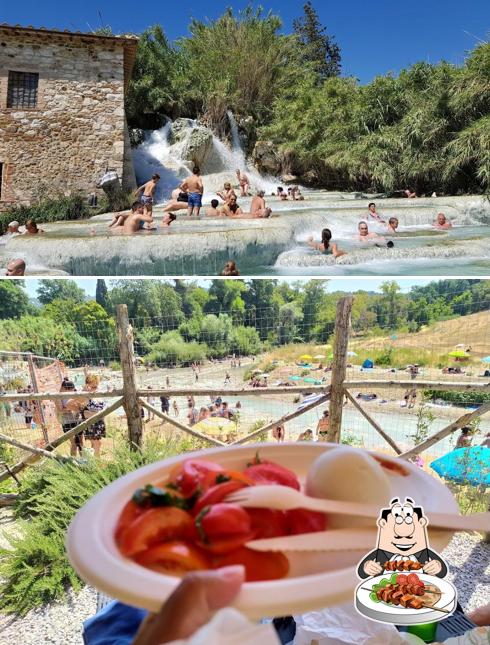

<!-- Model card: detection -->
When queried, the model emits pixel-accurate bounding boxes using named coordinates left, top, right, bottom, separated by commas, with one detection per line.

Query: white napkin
left=166, top=607, right=281, bottom=645
left=293, top=603, right=425, bottom=645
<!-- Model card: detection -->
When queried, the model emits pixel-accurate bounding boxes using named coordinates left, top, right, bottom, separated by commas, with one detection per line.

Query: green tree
left=293, top=1, right=341, bottom=80
left=277, top=303, right=304, bottom=345
left=0, top=316, right=88, bottom=363
left=243, top=280, right=280, bottom=340
left=146, top=331, right=207, bottom=366
left=230, top=326, right=262, bottom=356
left=175, top=7, right=304, bottom=131
left=206, top=280, right=247, bottom=316
left=37, top=280, right=85, bottom=306
left=126, top=25, right=180, bottom=129
left=42, top=300, right=116, bottom=363
left=95, top=279, right=109, bottom=311
left=108, top=281, right=183, bottom=328
left=301, top=280, right=328, bottom=341
left=380, top=281, right=404, bottom=329
left=0, top=282, right=30, bottom=319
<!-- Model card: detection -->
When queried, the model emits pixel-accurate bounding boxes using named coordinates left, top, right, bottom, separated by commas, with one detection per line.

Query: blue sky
left=3, top=0, right=488, bottom=82
left=23, top=278, right=437, bottom=299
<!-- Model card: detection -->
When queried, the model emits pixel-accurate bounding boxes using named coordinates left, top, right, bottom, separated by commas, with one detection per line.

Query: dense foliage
left=0, top=438, right=204, bottom=614
left=125, top=5, right=334, bottom=139
left=263, top=42, right=490, bottom=193
left=124, top=3, right=489, bottom=194
left=0, top=279, right=488, bottom=368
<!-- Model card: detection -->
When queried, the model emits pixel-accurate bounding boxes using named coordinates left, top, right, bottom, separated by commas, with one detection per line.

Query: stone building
left=0, top=24, right=138, bottom=211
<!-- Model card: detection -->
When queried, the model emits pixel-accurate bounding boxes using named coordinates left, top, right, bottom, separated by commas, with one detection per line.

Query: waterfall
left=132, top=116, right=280, bottom=201
left=226, top=110, right=246, bottom=166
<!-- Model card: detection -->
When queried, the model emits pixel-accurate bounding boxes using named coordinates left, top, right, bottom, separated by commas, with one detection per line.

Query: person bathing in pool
left=308, top=228, right=347, bottom=258
left=433, top=212, right=453, bottom=230
left=121, top=202, right=154, bottom=234
left=367, top=202, right=385, bottom=223
left=221, top=195, right=243, bottom=217
left=217, top=182, right=236, bottom=204
left=206, top=199, right=222, bottom=217
left=358, top=221, right=394, bottom=248
left=181, top=166, right=203, bottom=217
left=162, top=185, right=189, bottom=215
left=385, top=217, right=399, bottom=234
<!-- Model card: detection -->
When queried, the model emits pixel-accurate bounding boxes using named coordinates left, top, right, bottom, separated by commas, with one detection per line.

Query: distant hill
left=357, top=310, right=490, bottom=357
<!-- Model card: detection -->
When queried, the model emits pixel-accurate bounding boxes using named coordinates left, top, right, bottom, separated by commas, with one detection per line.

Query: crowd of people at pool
left=1, top=168, right=456, bottom=276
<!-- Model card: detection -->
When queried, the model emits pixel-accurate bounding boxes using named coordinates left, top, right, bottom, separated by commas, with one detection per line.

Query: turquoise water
left=2, top=192, right=489, bottom=276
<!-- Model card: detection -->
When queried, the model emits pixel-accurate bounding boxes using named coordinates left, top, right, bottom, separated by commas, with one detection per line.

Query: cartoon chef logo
left=355, top=498, right=457, bottom=624
left=357, top=497, right=448, bottom=579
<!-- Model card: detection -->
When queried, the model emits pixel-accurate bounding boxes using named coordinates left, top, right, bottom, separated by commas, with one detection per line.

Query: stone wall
left=0, top=30, right=136, bottom=210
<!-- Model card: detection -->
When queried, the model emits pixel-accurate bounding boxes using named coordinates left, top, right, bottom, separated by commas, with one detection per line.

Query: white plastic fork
left=225, top=485, right=490, bottom=532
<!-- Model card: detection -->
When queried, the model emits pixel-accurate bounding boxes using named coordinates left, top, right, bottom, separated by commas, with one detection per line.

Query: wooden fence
left=0, top=300, right=489, bottom=492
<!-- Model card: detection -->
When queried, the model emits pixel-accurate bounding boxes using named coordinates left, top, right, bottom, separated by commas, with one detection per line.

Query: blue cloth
left=83, top=601, right=147, bottom=645
left=430, top=446, right=490, bottom=486
left=187, top=192, right=202, bottom=208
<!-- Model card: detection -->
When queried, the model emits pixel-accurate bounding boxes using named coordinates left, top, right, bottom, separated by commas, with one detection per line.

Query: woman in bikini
left=307, top=228, right=346, bottom=258
left=236, top=169, right=250, bottom=197
left=221, top=196, right=243, bottom=217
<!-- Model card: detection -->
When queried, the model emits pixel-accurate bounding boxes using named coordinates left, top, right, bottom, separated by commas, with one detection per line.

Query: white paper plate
left=66, top=442, right=458, bottom=620
left=356, top=573, right=457, bottom=625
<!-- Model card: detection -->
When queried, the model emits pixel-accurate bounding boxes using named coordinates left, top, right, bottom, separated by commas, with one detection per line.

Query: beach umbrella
left=481, top=356, right=490, bottom=363
left=391, top=334, right=398, bottom=341
left=303, top=377, right=317, bottom=383
left=347, top=351, right=358, bottom=357
left=288, top=375, right=301, bottom=381
left=430, top=447, right=489, bottom=486
left=455, top=344, right=465, bottom=348
left=297, top=393, right=323, bottom=411
left=300, top=354, right=312, bottom=361
left=313, top=354, right=325, bottom=360
left=448, top=350, right=469, bottom=359
left=194, top=417, right=235, bottom=436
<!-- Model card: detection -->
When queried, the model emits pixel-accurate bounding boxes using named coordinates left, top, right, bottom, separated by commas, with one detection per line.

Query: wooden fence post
left=27, top=353, right=49, bottom=444
left=116, top=305, right=143, bottom=449
left=327, top=296, right=353, bottom=443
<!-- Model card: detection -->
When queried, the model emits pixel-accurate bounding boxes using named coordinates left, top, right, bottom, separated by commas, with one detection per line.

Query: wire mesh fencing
left=0, top=285, right=489, bottom=499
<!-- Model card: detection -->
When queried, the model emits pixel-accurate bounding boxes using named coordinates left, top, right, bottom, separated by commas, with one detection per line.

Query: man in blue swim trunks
left=181, top=166, right=204, bottom=217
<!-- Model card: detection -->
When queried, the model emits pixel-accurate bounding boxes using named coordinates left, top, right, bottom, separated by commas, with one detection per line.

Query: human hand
left=364, top=560, right=383, bottom=577
left=423, top=559, right=442, bottom=576
left=132, top=565, right=245, bottom=645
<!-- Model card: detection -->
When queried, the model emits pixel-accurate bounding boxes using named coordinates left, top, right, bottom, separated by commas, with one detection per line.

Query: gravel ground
left=0, top=511, right=488, bottom=645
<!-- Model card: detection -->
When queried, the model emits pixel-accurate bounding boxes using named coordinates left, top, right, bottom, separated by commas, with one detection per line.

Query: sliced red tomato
left=244, top=463, right=300, bottom=490
left=285, top=508, right=327, bottom=535
left=134, top=541, right=211, bottom=574
left=246, top=508, right=289, bottom=539
left=407, top=573, right=421, bottom=585
left=169, top=459, right=225, bottom=497
left=118, top=507, right=193, bottom=557
left=115, top=500, right=146, bottom=544
left=195, top=503, right=255, bottom=554
left=193, top=480, right=249, bottom=515
left=396, top=574, right=408, bottom=585
left=214, top=547, right=289, bottom=581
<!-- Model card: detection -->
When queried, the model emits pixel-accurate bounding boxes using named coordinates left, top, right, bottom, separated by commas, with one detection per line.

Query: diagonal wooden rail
left=344, top=390, right=402, bottom=454
left=399, top=401, right=490, bottom=459
left=0, top=397, right=124, bottom=483
left=231, top=388, right=331, bottom=445
left=138, top=399, right=227, bottom=447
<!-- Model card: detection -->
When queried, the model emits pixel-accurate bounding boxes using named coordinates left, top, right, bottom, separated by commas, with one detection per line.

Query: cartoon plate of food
left=355, top=570, right=457, bottom=625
